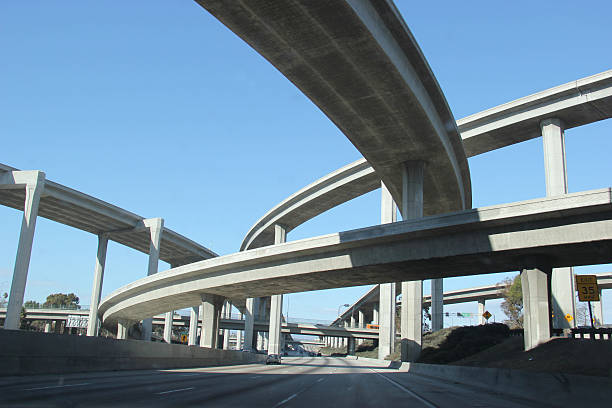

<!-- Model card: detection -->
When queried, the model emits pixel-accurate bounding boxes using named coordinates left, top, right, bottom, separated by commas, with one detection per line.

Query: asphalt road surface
left=0, top=357, right=548, bottom=407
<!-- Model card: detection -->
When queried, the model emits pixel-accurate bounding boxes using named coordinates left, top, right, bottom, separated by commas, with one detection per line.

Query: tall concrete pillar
left=347, top=337, right=356, bottom=355
left=400, top=161, right=425, bottom=362
left=142, top=218, right=164, bottom=341
left=521, top=264, right=552, bottom=350
left=378, top=182, right=397, bottom=360
left=541, top=118, right=576, bottom=329
left=3, top=171, right=45, bottom=330
left=431, top=278, right=443, bottom=332
left=200, top=294, right=223, bottom=348
left=373, top=304, right=379, bottom=325
left=350, top=314, right=356, bottom=328
left=477, top=299, right=486, bottom=325
left=44, top=321, right=51, bottom=333
left=357, top=309, right=365, bottom=345
left=87, top=233, right=109, bottom=336
left=593, top=290, right=604, bottom=327
left=188, top=306, right=199, bottom=345
left=268, top=224, right=286, bottom=356
left=236, top=329, right=242, bottom=350
left=244, top=297, right=257, bottom=351
left=257, top=331, right=265, bottom=351
left=222, top=300, right=231, bottom=350
left=117, top=320, right=129, bottom=340
left=163, top=312, right=173, bottom=343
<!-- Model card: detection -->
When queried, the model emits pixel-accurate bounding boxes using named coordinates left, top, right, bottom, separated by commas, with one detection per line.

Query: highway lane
left=0, top=357, right=546, bottom=407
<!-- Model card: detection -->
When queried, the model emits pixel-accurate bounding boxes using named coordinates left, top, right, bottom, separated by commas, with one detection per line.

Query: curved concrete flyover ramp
left=100, top=189, right=612, bottom=328
left=241, top=70, right=612, bottom=251
left=195, top=0, right=471, bottom=216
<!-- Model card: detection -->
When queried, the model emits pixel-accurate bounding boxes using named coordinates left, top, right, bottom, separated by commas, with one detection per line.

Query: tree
left=0, top=292, right=7, bottom=308
left=24, top=300, right=40, bottom=308
left=500, top=275, right=523, bottom=328
left=43, top=293, right=80, bottom=309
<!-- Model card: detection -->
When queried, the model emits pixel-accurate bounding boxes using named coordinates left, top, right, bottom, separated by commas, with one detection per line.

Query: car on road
left=266, top=354, right=282, bottom=365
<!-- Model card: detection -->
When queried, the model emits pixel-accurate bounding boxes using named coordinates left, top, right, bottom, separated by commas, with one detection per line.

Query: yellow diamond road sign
left=575, top=275, right=600, bottom=302
left=482, top=311, right=492, bottom=320
left=565, top=314, right=573, bottom=322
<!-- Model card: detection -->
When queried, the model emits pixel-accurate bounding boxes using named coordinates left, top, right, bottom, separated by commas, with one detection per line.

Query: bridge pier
left=400, top=161, right=425, bottom=363
left=200, top=294, right=224, bottom=349
left=593, top=290, right=604, bottom=327
left=431, top=278, right=443, bottom=331
left=3, top=171, right=45, bottom=330
left=378, top=182, right=397, bottom=360
left=347, top=337, right=356, bottom=355
left=244, top=297, right=257, bottom=351
left=541, top=118, right=576, bottom=330
left=268, top=224, right=286, bottom=356
left=222, top=300, right=231, bottom=349
left=117, top=320, right=130, bottom=340
left=477, top=299, right=486, bottom=325
left=188, top=306, right=199, bottom=345
left=521, top=264, right=552, bottom=350
left=358, top=310, right=364, bottom=345
left=141, top=218, right=164, bottom=342
left=87, top=233, right=109, bottom=337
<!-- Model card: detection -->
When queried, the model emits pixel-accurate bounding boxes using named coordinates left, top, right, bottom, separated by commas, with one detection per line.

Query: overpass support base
left=401, top=280, right=423, bottom=362
left=188, top=306, right=199, bottom=345
left=521, top=265, right=552, bottom=350
left=431, top=278, right=443, bottom=331
left=347, top=337, right=356, bottom=355
left=268, top=294, right=283, bottom=355
left=200, top=294, right=224, bottom=349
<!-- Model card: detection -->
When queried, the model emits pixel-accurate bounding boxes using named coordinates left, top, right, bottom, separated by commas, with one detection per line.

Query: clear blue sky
left=1, top=1, right=611, bottom=326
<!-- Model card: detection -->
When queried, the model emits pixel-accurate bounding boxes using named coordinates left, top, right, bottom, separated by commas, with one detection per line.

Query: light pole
left=337, top=303, right=350, bottom=324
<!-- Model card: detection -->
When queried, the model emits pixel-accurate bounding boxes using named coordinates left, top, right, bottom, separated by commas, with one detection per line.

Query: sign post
left=575, top=275, right=600, bottom=328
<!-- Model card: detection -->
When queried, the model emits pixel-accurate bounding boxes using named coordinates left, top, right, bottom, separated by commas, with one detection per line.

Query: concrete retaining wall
left=0, top=330, right=266, bottom=376
left=401, top=362, right=611, bottom=405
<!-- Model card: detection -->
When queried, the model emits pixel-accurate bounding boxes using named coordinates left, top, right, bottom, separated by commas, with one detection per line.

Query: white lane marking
left=24, top=383, right=91, bottom=391
left=273, top=377, right=326, bottom=407
left=275, top=392, right=298, bottom=407
left=179, top=374, right=199, bottom=377
left=156, top=387, right=194, bottom=395
left=372, top=371, right=438, bottom=408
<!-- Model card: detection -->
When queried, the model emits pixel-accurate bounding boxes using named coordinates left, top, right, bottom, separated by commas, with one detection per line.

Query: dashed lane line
left=371, top=370, right=439, bottom=408
left=156, top=387, right=195, bottom=395
left=24, top=383, right=92, bottom=391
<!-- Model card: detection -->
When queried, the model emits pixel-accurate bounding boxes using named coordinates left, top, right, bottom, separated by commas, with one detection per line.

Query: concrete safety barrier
left=0, top=330, right=266, bottom=376
left=399, top=362, right=611, bottom=405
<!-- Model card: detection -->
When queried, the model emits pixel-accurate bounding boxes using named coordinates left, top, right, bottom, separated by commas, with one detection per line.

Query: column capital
left=540, top=117, right=564, bottom=130
left=0, top=170, right=45, bottom=188
left=143, top=217, right=164, bottom=231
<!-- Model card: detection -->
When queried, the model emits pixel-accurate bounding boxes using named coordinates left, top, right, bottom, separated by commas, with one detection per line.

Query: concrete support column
left=188, top=306, right=199, bottom=346
left=541, top=118, right=576, bottom=329
left=477, top=299, right=486, bottom=325
left=378, top=182, right=397, bottom=360
left=117, top=320, right=129, bottom=340
left=141, top=218, right=164, bottom=341
left=200, top=294, right=224, bottom=349
left=350, top=314, right=356, bottom=328
left=222, top=300, right=231, bottom=350
left=4, top=171, right=45, bottom=330
left=44, top=321, right=51, bottom=333
left=163, top=312, right=173, bottom=343
left=87, top=233, right=109, bottom=336
left=593, top=290, right=604, bottom=327
left=244, top=297, right=257, bottom=351
left=347, top=337, right=356, bottom=355
left=521, top=264, right=552, bottom=350
left=373, top=304, right=379, bottom=325
left=357, top=309, right=365, bottom=345
left=236, top=329, right=242, bottom=350
left=400, top=161, right=425, bottom=362
left=257, top=331, right=265, bottom=351
left=268, top=224, right=286, bottom=356
left=431, top=278, right=443, bottom=332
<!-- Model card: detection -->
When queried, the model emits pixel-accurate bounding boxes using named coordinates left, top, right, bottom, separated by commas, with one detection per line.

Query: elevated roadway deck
left=99, top=189, right=612, bottom=327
